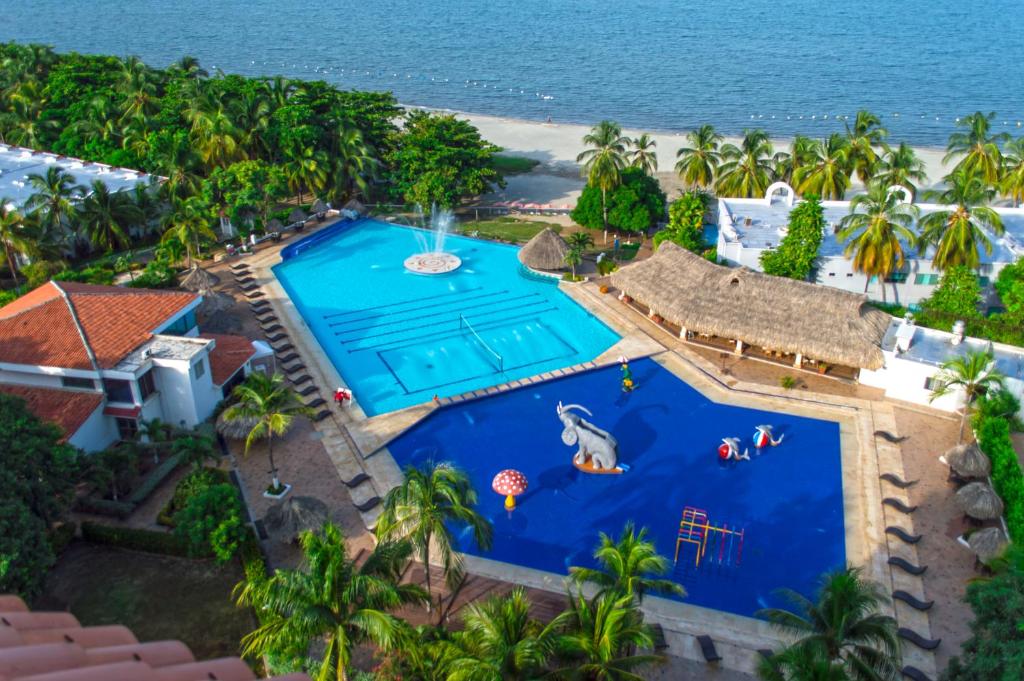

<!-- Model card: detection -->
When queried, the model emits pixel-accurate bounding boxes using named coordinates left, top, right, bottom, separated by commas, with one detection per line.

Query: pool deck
left=234, top=227, right=938, bottom=679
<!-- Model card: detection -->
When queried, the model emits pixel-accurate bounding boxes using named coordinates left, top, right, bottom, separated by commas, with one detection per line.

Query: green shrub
left=126, top=453, right=183, bottom=506
left=81, top=521, right=191, bottom=557
left=173, top=483, right=247, bottom=563
left=159, top=467, right=229, bottom=526
left=0, top=290, right=19, bottom=306
left=759, top=195, right=825, bottom=280
left=596, top=258, right=618, bottom=276
left=489, top=155, right=539, bottom=175
left=47, top=521, right=77, bottom=555
left=53, top=266, right=116, bottom=286
left=780, top=375, right=797, bottom=390
left=920, top=265, right=982, bottom=318
left=976, top=415, right=1024, bottom=543
left=20, top=261, right=65, bottom=288
left=975, top=389, right=1024, bottom=432
left=127, top=260, right=177, bottom=289
left=75, top=496, right=136, bottom=519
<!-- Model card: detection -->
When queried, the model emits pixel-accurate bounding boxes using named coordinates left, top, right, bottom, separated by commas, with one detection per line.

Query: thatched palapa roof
left=955, top=481, right=1004, bottom=520
left=288, top=208, right=308, bottom=224
left=518, top=228, right=569, bottom=271
left=311, top=199, right=329, bottom=214
left=610, top=243, right=890, bottom=369
left=342, top=199, right=367, bottom=216
left=179, top=266, right=220, bottom=293
left=944, top=442, right=991, bottom=478
left=967, top=526, right=1008, bottom=562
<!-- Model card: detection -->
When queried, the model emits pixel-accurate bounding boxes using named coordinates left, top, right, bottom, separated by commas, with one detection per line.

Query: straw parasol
left=264, top=496, right=329, bottom=542
left=966, top=526, right=1009, bottom=563
left=267, top=218, right=284, bottom=233
left=288, top=207, right=308, bottom=225
left=215, top=411, right=258, bottom=440
left=197, top=290, right=235, bottom=317
left=610, top=242, right=890, bottom=370
left=311, top=199, right=329, bottom=214
left=943, top=442, right=991, bottom=478
left=518, top=228, right=569, bottom=271
left=342, top=199, right=367, bottom=216
left=955, top=481, right=1005, bottom=520
left=179, top=266, right=220, bottom=292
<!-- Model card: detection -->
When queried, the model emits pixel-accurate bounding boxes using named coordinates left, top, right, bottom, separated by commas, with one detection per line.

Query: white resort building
left=0, top=281, right=260, bottom=452
left=716, top=183, right=1024, bottom=307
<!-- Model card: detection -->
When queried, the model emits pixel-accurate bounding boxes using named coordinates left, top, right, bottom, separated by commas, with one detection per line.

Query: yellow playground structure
left=673, top=506, right=746, bottom=568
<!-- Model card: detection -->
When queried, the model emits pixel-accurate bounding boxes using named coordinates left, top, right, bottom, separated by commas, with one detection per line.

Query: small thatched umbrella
left=264, top=496, right=329, bottom=542
left=215, top=411, right=258, bottom=440
left=956, top=481, right=1005, bottom=520
left=518, top=228, right=569, bottom=271
left=197, top=290, right=236, bottom=319
left=342, top=199, right=367, bottom=216
left=311, top=199, right=329, bottom=215
left=966, top=526, right=1009, bottom=563
left=944, top=442, right=991, bottom=478
left=179, top=266, right=220, bottom=292
left=267, top=218, right=284, bottom=233
left=288, top=207, right=308, bottom=225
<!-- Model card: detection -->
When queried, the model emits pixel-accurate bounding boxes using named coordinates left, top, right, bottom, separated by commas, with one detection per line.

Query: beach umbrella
left=288, top=207, right=308, bottom=225
left=311, top=199, right=329, bottom=216
left=955, top=482, right=1004, bottom=520
left=264, top=496, right=329, bottom=542
left=518, top=228, right=569, bottom=271
left=943, top=443, right=991, bottom=478
left=492, top=469, right=528, bottom=511
left=179, top=266, right=220, bottom=292
left=966, top=526, right=1009, bottom=563
left=215, top=411, right=258, bottom=440
left=197, top=290, right=235, bottom=318
left=342, top=199, right=367, bottom=216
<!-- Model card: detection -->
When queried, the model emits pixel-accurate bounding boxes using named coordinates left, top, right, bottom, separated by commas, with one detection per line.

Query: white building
left=0, top=281, right=258, bottom=452
left=860, top=315, right=1024, bottom=419
left=716, top=183, right=1024, bottom=307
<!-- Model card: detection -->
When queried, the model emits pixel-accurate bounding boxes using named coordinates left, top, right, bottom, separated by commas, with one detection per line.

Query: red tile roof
left=200, top=333, right=256, bottom=385
left=0, top=282, right=197, bottom=370
left=0, top=384, right=103, bottom=441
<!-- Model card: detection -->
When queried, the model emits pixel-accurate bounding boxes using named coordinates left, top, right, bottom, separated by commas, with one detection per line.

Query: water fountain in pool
left=404, top=204, right=462, bottom=274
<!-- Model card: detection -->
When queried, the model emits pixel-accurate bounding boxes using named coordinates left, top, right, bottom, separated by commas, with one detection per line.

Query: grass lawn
left=489, top=155, right=540, bottom=175
left=35, top=542, right=255, bottom=659
left=460, top=217, right=562, bottom=243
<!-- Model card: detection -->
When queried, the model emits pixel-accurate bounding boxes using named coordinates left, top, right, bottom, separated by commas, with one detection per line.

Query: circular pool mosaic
left=403, top=252, right=462, bottom=274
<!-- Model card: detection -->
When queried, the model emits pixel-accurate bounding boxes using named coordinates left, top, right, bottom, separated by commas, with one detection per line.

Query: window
left=924, top=377, right=940, bottom=391
left=914, top=273, right=940, bottom=285
left=103, top=378, right=134, bottom=403
left=827, top=272, right=836, bottom=277
left=846, top=273, right=854, bottom=278
left=192, top=358, right=206, bottom=380
left=62, top=376, right=95, bottom=390
left=116, top=417, right=138, bottom=440
left=138, top=370, right=156, bottom=400
left=884, top=272, right=908, bottom=283
left=162, top=310, right=197, bottom=336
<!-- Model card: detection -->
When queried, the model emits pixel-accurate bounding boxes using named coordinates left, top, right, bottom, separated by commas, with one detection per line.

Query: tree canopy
left=571, top=167, right=665, bottom=234
left=760, top=195, right=826, bottom=280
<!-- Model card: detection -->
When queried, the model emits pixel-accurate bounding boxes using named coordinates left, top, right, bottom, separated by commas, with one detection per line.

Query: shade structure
left=179, top=266, right=220, bottom=292
left=967, top=526, right=1009, bottom=562
left=311, top=199, right=329, bottom=214
left=492, top=469, right=528, bottom=511
left=955, top=481, right=1005, bottom=520
left=215, top=411, right=258, bottom=440
left=264, top=495, right=329, bottom=542
left=267, top=218, right=284, bottom=232
left=342, top=199, right=367, bottom=216
left=944, top=442, right=991, bottom=478
left=518, top=228, right=569, bottom=271
left=197, top=290, right=235, bottom=317
left=288, top=207, right=308, bottom=225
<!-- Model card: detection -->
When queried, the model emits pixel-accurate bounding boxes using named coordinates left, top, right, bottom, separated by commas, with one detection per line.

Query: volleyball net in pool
left=460, top=313, right=504, bottom=373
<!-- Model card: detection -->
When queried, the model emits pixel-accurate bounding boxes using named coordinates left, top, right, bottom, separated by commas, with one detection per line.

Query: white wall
left=860, top=353, right=965, bottom=412
left=67, top=405, right=119, bottom=453
left=152, top=362, right=200, bottom=427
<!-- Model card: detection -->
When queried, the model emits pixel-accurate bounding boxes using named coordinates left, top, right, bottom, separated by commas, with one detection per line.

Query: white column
left=679, top=327, right=687, bottom=340
left=734, top=339, right=743, bottom=355
left=794, top=352, right=803, bottom=368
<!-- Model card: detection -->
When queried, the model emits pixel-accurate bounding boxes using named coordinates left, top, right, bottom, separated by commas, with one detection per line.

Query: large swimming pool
left=387, top=359, right=846, bottom=618
left=274, top=219, right=619, bottom=415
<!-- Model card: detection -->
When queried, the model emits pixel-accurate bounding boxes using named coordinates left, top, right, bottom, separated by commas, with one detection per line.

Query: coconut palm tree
left=567, top=231, right=594, bottom=252
left=171, top=55, right=208, bottom=80
left=837, top=183, right=920, bottom=301
left=550, top=591, right=661, bottom=680
left=715, top=129, right=776, bottom=198
left=627, top=133, right=658, bottom=176
left=945, top=111, right=1008, bottom=185
left=774, top=135, right=816, bottom=186
left=188, top=100, right=244, bottom=168
left=845, top=110, right=887, bottom=185
left=919, top=169, right=1004, bottom=270
left=1000, top=137, right=1024, bottom=207
left=235, top=522, right=427, bottom=681
left=231, top=89, right=273, bottom=159
left=876, top=143, right=928, bottom=196
left=1, top=80, right=58, bottom=147
left=118, top=56, right=159, bottom=123
left=569, top=521, right=684, bottom=603
left=0, top=199, right=36, bottom=287
left=130, top=182, right=163, bottom=237
left=24, top=166, right=84, bottom=247
left=675, top=125, right=722, bottom=188
left=161, top=196, right=216, bottom=269
left=448, top=587, right=557, bottom=680
left=929, top=349, right=1005, bottom=442
left=757, top=644, right=850, bottom=681
left=284, top=144, right=329, bottom=204
left=375, top=462, right=492, bottom=613
left=222, top=371, right=313, bottom=494
left=577, top=121, right=629, bottom=234
left=172, top=433, right=216, bottom=470
left=78, top=180, right=143, bottom=253
left=564, top=247, right=583, bottom=279
left=757, top=567, right=900, bottom=681
left=329, top=124, right=378, bottom=202
left=794, top=134, right=853, bottom=200
left=152, top=132, right=203, bottom=200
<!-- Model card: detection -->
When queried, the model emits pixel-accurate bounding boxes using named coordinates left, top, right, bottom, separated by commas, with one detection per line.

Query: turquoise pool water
left=274, top=219, right=619, bottom=415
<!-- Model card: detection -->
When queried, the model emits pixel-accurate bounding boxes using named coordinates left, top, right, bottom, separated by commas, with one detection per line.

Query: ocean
left=3, top=0, right=1022, bottom=146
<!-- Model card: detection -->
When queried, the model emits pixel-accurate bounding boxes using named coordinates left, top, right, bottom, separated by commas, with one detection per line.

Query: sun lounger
left=238, top=282, right=260, bottom=292
left=880, top=473, right=917, bottom=489
left=354, top=496, right=381, bottom=512
left=250, top=299, right=270, bottom=308
left=265, top=332, right=287, bottom=343
left=901, top=665, right=934, bottom=681
left=696, top=635, right=721, bottom=663
left=883, top=498, right=917, bottom=514
left=343, top=473, right=370, bottom=488
left=888, top=556, right=927, bottom=575
left=893, top=590, right=933, bottom=611
left=283, top=361, right=306, bottom=373
left=271, top=342, right=295, bottom=353
left=277, top=352, right=299, bottom=363
left=313, top=409, right=331, bottom=422
left=874, top=430, right=909, bottom=443
left=305, top=397, right=326, bottom=409
left=230, top=262, right=251, bottom=270
left=261, top=323, right=284, bottom=333
left=886, top=526, right=922, bottom=544
left=287, top=373, right=311, bottom=385
left=245, top=291, right=265, bottom=299
left=898, top=628, right=940, bottom=651
left=255, top=311, right=277, bottom=321
left=296, top=385, right=318, bottom=397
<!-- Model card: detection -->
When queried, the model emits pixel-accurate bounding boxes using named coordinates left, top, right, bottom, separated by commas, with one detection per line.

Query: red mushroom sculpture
left=492, top=469, right=528, bottom=511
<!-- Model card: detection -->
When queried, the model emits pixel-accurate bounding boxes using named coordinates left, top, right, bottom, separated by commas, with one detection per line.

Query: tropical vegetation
left=572, top=167, right=665, bottom=236
left=761, top=194, right=826, bottom=280
left=837, top=183, right=919, bottom=300
left=928, top=348, right=1005, bottom=442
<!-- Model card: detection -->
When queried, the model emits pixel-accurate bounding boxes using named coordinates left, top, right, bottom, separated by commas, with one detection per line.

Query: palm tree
left=876, top=143, right=928, bottom=196
left=1000, top=137, right=1024, bottom=207
left=569, top=521, right=684, bottom=603
left=1, top=80, right=58, bottom=147
left=550, top=591, right=661, bottom=680
left=235, top=522, right=427, bottom=681
left=172, top=433, right=216, bottom=470
left=152, top=132, right=203, bottom=200
left=284, top=144, right=329, bottom=204
left=564, top=247, right=583, bottom=279
left=231, top=89, right=273, bottom=159
left=845, top=110, right=887, bottom=185
left=188, top=100, right=243, bottom=168
left=118, top=56, right=159, bottom=123
left=0, top=199, right=36, bottom=287
left=757, top=567, right=900, bottom=681
left=757, top=644, right=850, bottom=681
left=375, top=462, right=492, bottom=613
left=24, top=166, right=84, bottom=246
left=577, top=121, right=629, bottom=236
left=918, top=169, right=1004, bottom=270
left=78, top=180, right=143, bottom=252
left=171, top=55, right=208, bottom=80
left=675, top=124, right=722, bottom=188
left=130, top=182, right=163, bottom=237
left=627, top=134, right=657, bottom=176
left=929, top=349, right=1005, bottom=442
left=795, top=134, right=852, bottom=200
left=774, top=135, right=816, bottom=186
left=567, top=231, right=594, bottom=252
left=222, top=372, right=313, bottom=493
left=448, top=587, right=557, bottom=680
left=329, top=124, right=378, bottom=202
left=715, top=129, right=776, bottom=198
left=945, top=111, right=1008, bottom=184
left=837, top=183, right=920, bottom=301
left=161, top=197, right=216, bottom=268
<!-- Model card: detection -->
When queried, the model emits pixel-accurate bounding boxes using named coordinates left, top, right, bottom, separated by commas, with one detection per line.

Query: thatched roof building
left=610, top=242, right=890, bottom=370
left=179, top=266, right=220, bottom=293
left=518, top=228, right=569, bottom=271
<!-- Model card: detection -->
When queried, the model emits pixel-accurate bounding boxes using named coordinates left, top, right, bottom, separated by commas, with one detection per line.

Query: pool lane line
left=343, top=310, right=560, bottom=354
left=327, top=291, right=543, bottom=332
left=324, top=288, right=509, bottom=326
left=320, top=285, right=487, bottom=318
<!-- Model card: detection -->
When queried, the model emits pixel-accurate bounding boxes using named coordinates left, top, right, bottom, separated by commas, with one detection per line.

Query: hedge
left=76, top=497, right=135, bottom=519
left=127, top=453, right=183, bottom=506
left=976, top=415, right=1024, bottom=543
left=81, top=521, right=192, bottom=557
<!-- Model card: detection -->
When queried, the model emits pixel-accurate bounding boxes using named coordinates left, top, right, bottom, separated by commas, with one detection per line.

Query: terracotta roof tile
left=200, top=334, right=256, bottom=385
left=0, top=384, right=103, bottom=441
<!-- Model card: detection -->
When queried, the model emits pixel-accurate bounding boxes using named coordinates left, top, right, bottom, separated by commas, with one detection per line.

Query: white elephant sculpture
left=557, top=401, right=618, bottom=470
